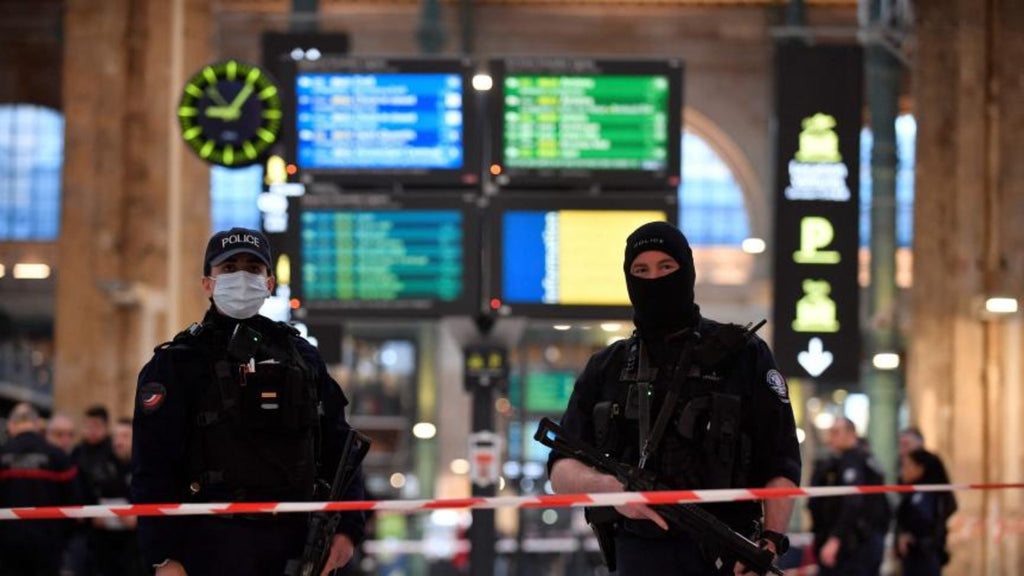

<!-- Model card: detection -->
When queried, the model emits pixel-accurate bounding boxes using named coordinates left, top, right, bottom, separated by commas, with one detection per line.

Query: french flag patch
left=138, top=382, right=167, bottom=414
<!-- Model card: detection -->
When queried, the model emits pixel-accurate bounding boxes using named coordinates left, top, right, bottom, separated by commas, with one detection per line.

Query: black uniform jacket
left=0, top=431, right=77, bottom=553
left=130, top=311, right=366, bottom=567
left=547, top=317, right=801, bottom=531
left=808, top=448, right=875, bottom=550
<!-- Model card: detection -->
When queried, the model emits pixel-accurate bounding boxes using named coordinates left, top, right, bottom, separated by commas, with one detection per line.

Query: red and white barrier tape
left=2, top=483, right=1022, bottom=521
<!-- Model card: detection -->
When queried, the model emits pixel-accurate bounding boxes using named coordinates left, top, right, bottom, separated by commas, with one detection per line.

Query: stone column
left=910, top=1, right=1024, bottom=574
left=55, top=0, right=211, bottom=419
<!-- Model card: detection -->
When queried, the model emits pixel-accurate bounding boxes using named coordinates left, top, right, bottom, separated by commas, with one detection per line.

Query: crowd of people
left=810, top=421, right=958, bottom=576
left=0, top=402, right=145, bottom=576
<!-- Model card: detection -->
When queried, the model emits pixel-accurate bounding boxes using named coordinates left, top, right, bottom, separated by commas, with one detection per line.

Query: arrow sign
left=797, top=337, right=834, bottom=377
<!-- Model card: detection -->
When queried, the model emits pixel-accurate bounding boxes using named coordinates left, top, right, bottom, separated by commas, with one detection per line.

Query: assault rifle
left=535, top=418, right=783, bottom=576
left=284, top=429, right=372, bottom=576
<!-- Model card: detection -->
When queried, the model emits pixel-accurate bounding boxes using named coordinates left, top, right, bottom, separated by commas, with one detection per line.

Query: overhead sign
left=464, top=346, right=509, bottom=389
left=772, top=44, right=862, bottom=383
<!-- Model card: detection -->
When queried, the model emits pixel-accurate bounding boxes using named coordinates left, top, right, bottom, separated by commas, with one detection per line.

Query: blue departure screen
left=301, top=210, right=464, bottom=303
left=295, top=73, right=465, bottom=170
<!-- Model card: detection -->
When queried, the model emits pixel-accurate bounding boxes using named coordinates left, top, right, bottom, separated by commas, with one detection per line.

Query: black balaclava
left=623, top=221, right=698, bottom=337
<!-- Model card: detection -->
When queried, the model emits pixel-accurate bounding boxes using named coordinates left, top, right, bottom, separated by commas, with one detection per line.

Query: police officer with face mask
left=548, top=222, right=801, bottom=575
left=131, top=228, right=365, bottom=576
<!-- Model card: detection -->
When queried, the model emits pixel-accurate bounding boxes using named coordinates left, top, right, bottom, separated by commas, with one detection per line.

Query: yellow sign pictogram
left=793, top=216, right=841, bottom=264
left=795, top=113, right=842, bottom=164
left=792, top=279, right=840, bottom=333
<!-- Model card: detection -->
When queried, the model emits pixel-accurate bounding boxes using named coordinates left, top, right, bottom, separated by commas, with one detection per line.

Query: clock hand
left=206, top=86, right=231, bottom=107
left=204, top=106, right=232, bottom=119
left=224, top=82, right=255, bottom=120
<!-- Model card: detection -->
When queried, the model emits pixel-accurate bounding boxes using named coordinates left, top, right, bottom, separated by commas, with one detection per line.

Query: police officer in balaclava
left=131, top=228, right=366, bottom=576
left=548, top=221, right=801, bottom=575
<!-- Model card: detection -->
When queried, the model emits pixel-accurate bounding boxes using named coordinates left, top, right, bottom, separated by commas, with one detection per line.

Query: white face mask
left=211, top=271, right=270, bottom=319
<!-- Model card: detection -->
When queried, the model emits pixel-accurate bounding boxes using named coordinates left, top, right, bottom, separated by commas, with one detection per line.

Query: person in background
left=857, top=437, right=892, bottom=575
left=899, top=428, right=925, bottom=460
left=808, top=417, right=883, bottom=576
left=896, top=449, right=957, bottom=576
left=70, top=405, right=121, bottom=576
left=0, top=403, right=77, bottom=576
left=46, top=413, right=77, bottom=455
left=90, top=417, right=145, bottom=576
left=72, top=405, right=120, bottom=503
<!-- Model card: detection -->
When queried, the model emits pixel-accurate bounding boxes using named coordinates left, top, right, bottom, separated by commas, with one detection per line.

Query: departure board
left=503, top=75, right=669, bottom=171
left=300, top=210, right=464, bottom=305
left=489, top=59, right=682, bottom=189
left=296, top=73, right=464, bottom=170
left=501, top=209, right=667, bottom=306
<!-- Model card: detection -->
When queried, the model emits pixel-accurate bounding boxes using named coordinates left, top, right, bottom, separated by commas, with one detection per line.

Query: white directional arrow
left=797, top=337, right=834, bottom=378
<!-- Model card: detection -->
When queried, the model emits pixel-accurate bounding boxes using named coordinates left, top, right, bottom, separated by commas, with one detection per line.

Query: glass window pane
left=0, top=105, right=64, bottom=241
left=210, top=164, right=263, bottom=232
left=678, top=130, right=750, bottom=246
left=861, top=114, right=915, bottom=248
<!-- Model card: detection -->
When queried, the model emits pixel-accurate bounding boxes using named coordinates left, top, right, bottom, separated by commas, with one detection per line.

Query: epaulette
left=153, top=322, right=207, bottom=353
left=276, top=321, right=300, bottom=337
left=692, top=321, right=762, bottom=370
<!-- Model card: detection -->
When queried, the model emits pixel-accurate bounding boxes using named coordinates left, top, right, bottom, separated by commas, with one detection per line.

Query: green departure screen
left=300, top=210, right=464, bottom=303
left=502, top=75, right=669, bottom=171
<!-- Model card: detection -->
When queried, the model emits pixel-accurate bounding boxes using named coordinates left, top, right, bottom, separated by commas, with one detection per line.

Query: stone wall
left=54, top=0, right=213, bottom=417
left=910, top=1, right=1024, bottom=574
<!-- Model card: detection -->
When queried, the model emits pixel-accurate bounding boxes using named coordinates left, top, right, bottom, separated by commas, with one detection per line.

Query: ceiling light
left=413, top=422, right=437, bottom=439
left=986, top=297, right=1019, bottom=315
left=472, top=74, right=493, bottom=91
left=872, top=353, right=900, bottom=370
left=742, top=238, right=767, bottom=254
left=450, top=459, right=470, bottom=475
left=600, top=323, right=622, bottom=332
left=13, top=263, right=50, bottom=279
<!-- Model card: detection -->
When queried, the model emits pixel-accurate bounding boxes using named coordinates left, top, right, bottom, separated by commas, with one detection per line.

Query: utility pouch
left=227, top=324, right=264, bottom=363
left=593, top=401, right=620, bottom=448
left=585, top=506, right=619, bottom=572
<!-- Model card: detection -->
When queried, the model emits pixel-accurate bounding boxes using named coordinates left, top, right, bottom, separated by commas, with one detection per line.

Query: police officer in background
left=0, top=403, right=77, bottom=576
left=808, top=417, right=886, bottom=576
left=131, top=228, right=365, bottom=576
left=548, top=222, right=801, bottom=575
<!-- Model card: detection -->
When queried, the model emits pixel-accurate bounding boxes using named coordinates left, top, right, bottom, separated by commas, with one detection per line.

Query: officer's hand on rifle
left=155, top=560, right=187, bottom=576
left=594, top=473, right=669, bottom=531
left=320, top=534, right=355, bottom=576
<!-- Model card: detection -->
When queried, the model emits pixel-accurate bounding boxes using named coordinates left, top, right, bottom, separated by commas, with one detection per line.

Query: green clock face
left=178, top=60, right=283, bottom=167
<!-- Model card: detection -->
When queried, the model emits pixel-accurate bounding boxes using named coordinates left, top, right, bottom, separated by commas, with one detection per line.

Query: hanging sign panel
left=772, top=44, right=863, bottom=383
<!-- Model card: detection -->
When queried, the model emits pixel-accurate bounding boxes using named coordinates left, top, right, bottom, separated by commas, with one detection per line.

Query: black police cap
left=204, top=227, right=272, bottom=276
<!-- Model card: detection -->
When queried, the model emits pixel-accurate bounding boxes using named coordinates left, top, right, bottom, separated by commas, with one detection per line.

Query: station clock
left=178, top=60, right=283, bottom=167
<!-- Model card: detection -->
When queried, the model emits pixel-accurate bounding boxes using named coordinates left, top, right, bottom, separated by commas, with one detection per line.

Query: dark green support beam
left=864, top=0, right=903, bottom=481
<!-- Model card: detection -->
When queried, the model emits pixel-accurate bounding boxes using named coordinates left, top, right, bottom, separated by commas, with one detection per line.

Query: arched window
left=860, top=114, right=915, bottom=248
left=210, top=164, right=263, bottom=233
left=0, top=105, right=63, bottom=241
left=678, top=130, right=751, bottom=247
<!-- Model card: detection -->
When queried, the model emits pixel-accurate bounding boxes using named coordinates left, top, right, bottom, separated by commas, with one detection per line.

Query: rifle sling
left=639, top=335, right=698, bottom=469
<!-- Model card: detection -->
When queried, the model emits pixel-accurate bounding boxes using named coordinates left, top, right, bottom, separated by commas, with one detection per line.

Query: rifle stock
left=284, top=429, right=372, bottom=576
left=536, top=418, right=782, bottom=576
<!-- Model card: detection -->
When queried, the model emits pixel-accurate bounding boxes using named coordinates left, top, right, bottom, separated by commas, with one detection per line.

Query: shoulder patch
left=138, top=382, right=167, bottom=414
left=766, top=369, right=790, bottom=403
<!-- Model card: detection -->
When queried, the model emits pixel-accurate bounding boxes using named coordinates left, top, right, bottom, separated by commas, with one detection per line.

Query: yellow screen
left=557, top=210, right=668, bottom=305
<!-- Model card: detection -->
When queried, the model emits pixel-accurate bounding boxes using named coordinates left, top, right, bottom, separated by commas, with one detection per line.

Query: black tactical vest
left=172, top=321, right=321, bottom=503
left=594, top=327, right=753, bottom=491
